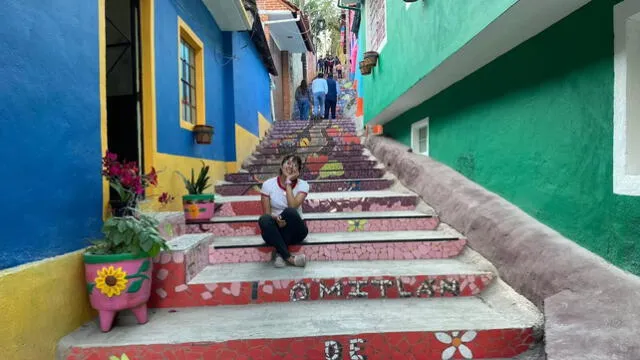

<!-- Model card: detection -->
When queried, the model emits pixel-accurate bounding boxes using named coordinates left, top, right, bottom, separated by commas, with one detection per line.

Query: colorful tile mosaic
left=188, top=217, right=439, bottom=237
left=215, top=179, right=394, bottom=196
left=215, top=196, right=418, bottom=216
left=247, top=160, right=378, bottom=173
left=64, top=328, right=536, bottom=359
left=208, top=240, right=467, bottom=264
left=224, top=168, right=385, bottom=183
left=257, top=146, right=363, bottom=156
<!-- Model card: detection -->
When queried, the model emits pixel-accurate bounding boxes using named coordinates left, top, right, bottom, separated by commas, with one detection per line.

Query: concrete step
left=187, top=210, right=438, bottom=237
left=224, top=168, right=385, bottom=183
left=208, top=225, right=465, bottom=264
left=257, top=144, right=363, bottom=155
left=214, top=190, right=419, bottom=216
left=58, top=281, right=543, bottom=359
left=215, top=178, right=394, bottom=195
left=154, top=259, right=494, bottom=307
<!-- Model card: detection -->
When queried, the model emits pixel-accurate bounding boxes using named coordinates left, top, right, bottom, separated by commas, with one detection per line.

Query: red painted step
left=214, top=178, right=394, bottom=196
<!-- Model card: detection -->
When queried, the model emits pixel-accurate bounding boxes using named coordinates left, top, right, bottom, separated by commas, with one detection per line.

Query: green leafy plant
left=87, top=212, right=169, bottom=257
left=175, top=161, right=212, bottom=195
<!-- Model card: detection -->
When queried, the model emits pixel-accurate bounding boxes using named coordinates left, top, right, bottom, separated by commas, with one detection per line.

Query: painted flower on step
left=347, top=219, right=367, bottom=232
left=109, top=354, right=130, bottom=360
left=95, top=266, right=128, bottom=298
left=435, top=330, right=476, bottom=359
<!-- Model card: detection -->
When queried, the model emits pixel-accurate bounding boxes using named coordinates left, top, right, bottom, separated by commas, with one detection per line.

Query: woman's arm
left=261, top=195, right=272, bottom=216
left=285, top=183, right=307, bottom=208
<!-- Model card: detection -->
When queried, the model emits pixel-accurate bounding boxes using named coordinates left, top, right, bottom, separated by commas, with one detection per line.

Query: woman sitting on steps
left=258, top=155, right=309, bottom=267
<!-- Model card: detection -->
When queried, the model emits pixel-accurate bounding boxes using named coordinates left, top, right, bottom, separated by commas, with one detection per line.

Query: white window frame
left=411, top=118, right=429, bottom=156
left=365, top=0, right=387, bottom=53
left=614, top=0, right=640, bottom=195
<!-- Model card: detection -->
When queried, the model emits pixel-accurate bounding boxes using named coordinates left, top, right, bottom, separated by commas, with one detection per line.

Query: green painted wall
left=384, top=0, right=640, bottom=275
left=361, top=0, right=518, bottom=122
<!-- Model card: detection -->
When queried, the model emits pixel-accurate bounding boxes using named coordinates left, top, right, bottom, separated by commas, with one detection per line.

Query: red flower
left=158, top=192, right=174, bottom=205
left=147, top=167, right=158, bottom=186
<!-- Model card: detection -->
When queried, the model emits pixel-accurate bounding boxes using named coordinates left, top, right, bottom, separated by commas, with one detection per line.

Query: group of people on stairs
left=294, top=73, right=341, bottom=121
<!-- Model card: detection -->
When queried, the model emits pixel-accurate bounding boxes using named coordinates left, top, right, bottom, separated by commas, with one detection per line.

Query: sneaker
left=291, top=254, right=307, bottom=267
left=274, top=254, right=286, bottom=268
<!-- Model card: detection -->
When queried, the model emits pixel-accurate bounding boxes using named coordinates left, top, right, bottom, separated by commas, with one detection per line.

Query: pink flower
left=158, top=192, right=174, bottom=205
left=147, top=167, right=158, bottom=186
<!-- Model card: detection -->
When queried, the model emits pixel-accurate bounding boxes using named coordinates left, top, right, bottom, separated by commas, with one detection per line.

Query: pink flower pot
left=183, top=194, right=215, bottom=223
left=84, top=253, right=153, bottom=332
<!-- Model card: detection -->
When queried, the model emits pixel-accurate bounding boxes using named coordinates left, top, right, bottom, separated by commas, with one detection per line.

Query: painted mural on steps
left=70, top=328, right=535, bottom=360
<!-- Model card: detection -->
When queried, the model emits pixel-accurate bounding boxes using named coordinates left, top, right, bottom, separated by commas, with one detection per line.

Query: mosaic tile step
left=257, top=145, right=363, bottom=155
left=224, top=168, right=385, bottom=183
left=188, top=210, right=438, bottom=236
left=214, top=178, right=394, bottom=195
left=59, top=290, right=542, bottom=360
left=249, top=153, right=371, bottom=163
left=261, top=136, right=361, bottom=147
left=214, top=190, right=419, bottom=216
left=267, top=132, right=359, bottom=139
left=271, top=121, right=356, bottom=128
left=156, top=259, right=496, bottom=307
left=246, top=160, right=380, bottom=172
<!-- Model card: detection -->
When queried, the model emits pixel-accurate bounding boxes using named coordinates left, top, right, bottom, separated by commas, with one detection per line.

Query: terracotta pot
left=183, top=194, right=215, bottom=223
left=84, top=253, right=153, bottom=332
left=193, top=125, right=214, bottom=144
left=364, top=51, right=379, bottom=66
left=359, top=61, right=373, bottom=75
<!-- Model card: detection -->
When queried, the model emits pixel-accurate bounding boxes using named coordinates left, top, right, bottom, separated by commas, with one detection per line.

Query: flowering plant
left=102, top=151, right=159, bottom=206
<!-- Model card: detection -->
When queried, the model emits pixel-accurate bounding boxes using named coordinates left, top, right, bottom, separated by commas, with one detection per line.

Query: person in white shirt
left=259, top=155, right=310, bottom=267
left=311, top=73, right=328, bottom=118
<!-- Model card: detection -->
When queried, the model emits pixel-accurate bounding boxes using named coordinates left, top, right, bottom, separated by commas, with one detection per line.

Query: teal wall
left=361, top=0, right=517, bottom=122
left=384, top=0, right=640, bottom=274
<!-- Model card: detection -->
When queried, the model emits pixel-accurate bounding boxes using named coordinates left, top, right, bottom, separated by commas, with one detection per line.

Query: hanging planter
left=360, top=60, right=373, bottom=75
left=364, top=51, right=379, bottom=67
left=193, top=124, right=214, bottom=144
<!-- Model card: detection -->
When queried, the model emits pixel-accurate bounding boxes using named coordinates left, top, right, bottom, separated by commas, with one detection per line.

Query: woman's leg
left=302, top=100, right=310, bottom=120
left=279, top=208, right=309, bottom=246
left=258, top=214, right=292, bottom=259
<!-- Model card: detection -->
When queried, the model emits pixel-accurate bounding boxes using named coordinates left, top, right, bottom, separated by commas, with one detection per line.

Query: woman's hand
left=273, top=215, right=287, bottom=228
left=286, top=168, right=300, bottom=183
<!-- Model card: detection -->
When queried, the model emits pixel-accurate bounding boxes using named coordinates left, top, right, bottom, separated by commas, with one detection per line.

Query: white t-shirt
left=260, top=177, right=310, bottom=217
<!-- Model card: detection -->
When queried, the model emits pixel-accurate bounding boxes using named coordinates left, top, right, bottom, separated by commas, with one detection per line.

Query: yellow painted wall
left=235, top=123, right=260, bottom=170
left=0, top=251, right=95, bottom=359
left=258, top=112, right=271, bottom=139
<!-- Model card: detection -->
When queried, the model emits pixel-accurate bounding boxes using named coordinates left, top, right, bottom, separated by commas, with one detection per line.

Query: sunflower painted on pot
left=95, top=266, right=128, bottom=298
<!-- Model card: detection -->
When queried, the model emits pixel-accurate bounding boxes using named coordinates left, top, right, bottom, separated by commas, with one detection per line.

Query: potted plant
left=193, top=124, right=214, bottom=144
left=364, top=51, right=379, bottom=66
left=176, top=161, right=215, bottom=223
left=360, top=60, right=373, bottom=75
left=102, top=151, right=159, bottom=216
left=84, top=211, right=169, bottom=332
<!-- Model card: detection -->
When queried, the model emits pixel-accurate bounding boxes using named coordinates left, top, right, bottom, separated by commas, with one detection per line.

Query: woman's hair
left=299, top=80, right=308, bottom=92
left=279, top=154, right=303, bottom=175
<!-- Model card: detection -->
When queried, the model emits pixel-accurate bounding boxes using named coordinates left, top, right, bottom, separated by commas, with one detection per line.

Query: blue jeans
left=313, top=92, right=325, bottom=117
left=297, top=99, right=310, bottom=120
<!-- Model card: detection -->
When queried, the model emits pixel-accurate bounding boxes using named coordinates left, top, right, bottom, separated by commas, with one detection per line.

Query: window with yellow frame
left=178, top=18, right=205, bottom=130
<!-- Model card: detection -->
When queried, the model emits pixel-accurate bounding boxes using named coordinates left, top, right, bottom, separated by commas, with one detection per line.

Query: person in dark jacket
left=294, top=80, right=312, bottom=120
left=324, top=73, right=340, bottom=120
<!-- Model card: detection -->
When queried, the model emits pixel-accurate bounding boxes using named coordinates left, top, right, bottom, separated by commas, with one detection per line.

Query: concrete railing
left=365, top=135, right=640, bottom=360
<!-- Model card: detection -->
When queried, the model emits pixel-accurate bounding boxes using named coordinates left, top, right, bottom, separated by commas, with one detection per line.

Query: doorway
left=105, top=0, right=144, bottom=169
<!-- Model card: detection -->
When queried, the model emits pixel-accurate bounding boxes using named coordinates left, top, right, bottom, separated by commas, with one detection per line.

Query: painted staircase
left=58, top=117, right=543, bottom=359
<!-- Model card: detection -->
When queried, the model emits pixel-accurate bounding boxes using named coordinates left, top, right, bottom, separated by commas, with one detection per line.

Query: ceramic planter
left=84, top=253, right=153, bottom=332
left=182, top=194, right=215, bottom=223
left=193, top=124, right=214, bottom=144
left=364, top=51, right=379, bottom=66
left=360, top=61, right=373, bottom=75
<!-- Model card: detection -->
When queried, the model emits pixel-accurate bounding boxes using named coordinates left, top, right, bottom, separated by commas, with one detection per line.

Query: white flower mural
left=435, top=330, right=477, bottom=359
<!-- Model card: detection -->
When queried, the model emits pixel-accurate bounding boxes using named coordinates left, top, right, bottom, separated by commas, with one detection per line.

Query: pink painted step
left=208, top=226, right=466, bottom=264
left=214, top=178, right=394, bottom=196
left=60, top=288, right=542, bottom=360
left=215, top=191, right=419, bottom=216
left=186, top=211, right=439, bottom=236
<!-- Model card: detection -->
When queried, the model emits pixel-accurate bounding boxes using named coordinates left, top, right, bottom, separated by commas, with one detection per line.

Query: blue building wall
left=232, top=31, right=273, bottom=136
left=154, top=0, right=235, bottom=161
left=0, top=0, right=103, bottom=270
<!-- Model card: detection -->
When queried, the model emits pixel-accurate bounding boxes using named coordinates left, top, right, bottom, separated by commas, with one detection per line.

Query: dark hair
left=299, top=80, right=307, bottom=92
left=317, top=73, right=324, bottom=78
left=279, top=155, right=303, bottom=175
left=328, top=73, right=334, bottom=79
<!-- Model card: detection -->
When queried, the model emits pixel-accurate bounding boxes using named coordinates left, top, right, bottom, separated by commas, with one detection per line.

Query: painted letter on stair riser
left=324, top=339, right=367, bottom=360
left=289, top=278, right=462, bottom=301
